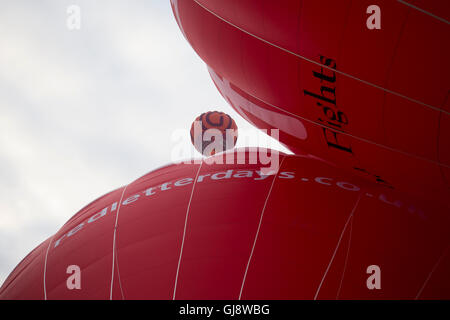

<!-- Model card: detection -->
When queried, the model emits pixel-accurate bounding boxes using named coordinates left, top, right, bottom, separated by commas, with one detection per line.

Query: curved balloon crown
left=1, top=149, right=449, bottom=299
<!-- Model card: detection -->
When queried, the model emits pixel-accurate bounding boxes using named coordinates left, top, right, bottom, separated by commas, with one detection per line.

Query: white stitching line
left=314, top=192, right=362, bottom=300
left=172, top=161, right=203, bottom=300
left=336, top=216, right=354, bottom=299
left=415, top=245, right=449, bottom=299
left=43, top=235, right=55, bottom=300
left=397, top=0, right=450, bottom=25
left=195, top=0, right=450, bottom=169
left=379, top=7, right=410, bottom=147
left=109, top=185, right=129, bottom=300
left=215, top=71, right=450, bottom=169
left=238, top=156, right=285, bottom=300
left=191, top=0, right=449, bottom=116
left=114, top=243, right=125, bottom=300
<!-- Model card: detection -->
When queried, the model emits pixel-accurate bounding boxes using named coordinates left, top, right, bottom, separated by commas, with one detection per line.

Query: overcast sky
left=0, top=0, right=290, bottom=286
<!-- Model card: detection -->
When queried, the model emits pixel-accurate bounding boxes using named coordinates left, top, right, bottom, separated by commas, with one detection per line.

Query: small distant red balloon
left=190, top=111, right=238, bottom=156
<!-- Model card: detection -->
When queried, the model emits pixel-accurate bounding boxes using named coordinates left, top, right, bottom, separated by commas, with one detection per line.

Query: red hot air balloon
left=170, top=0, right=450, bottom=204
left=2, top=0, right=450, bottom=302
left=190, top=111, right=238, bottom=156
left=0, top=149, right=449, bottom=299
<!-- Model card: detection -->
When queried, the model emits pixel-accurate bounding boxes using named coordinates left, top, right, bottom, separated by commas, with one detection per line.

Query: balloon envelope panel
left=171, top=0, right=450, bottom=202
left=1, top=149, right=449, bottom=299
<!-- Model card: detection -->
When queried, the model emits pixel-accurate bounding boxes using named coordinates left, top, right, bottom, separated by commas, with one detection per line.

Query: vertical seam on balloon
left=314, top=192, right=362, bottom=300
left=336, top=0, right=353, bottom=63
left=397, top=0, right=450, bottom=25
left=437, top=92, right=449, bottom=187
left=296, top=0, right=303, bottom=105
left=43, top=235, right=55, bottom=300
left=109, top=185, right=128, bottom=300
left=334, top=0, right=352, bottom=142
left=380, top=9, right=410, bottom=146
left=436, top=111, right=447, bottom=186
left=335, top=216, right=354, bottom=299
left=114, top=243, right=125, bottom=300
left=238, top=156, right=285, bottom=300
left=190, top=0, right=448, bottom=116
left=415, top=245, right=449, bottom=299
left=172, top=161, right=203, bottom=300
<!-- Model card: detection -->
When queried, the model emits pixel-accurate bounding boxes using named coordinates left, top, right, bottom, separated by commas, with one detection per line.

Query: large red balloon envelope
left=1, top=149, right=449, bottom=299
left=170, top=0, right=450, bottom=203
left=2, top=0, right=450, bottom=301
